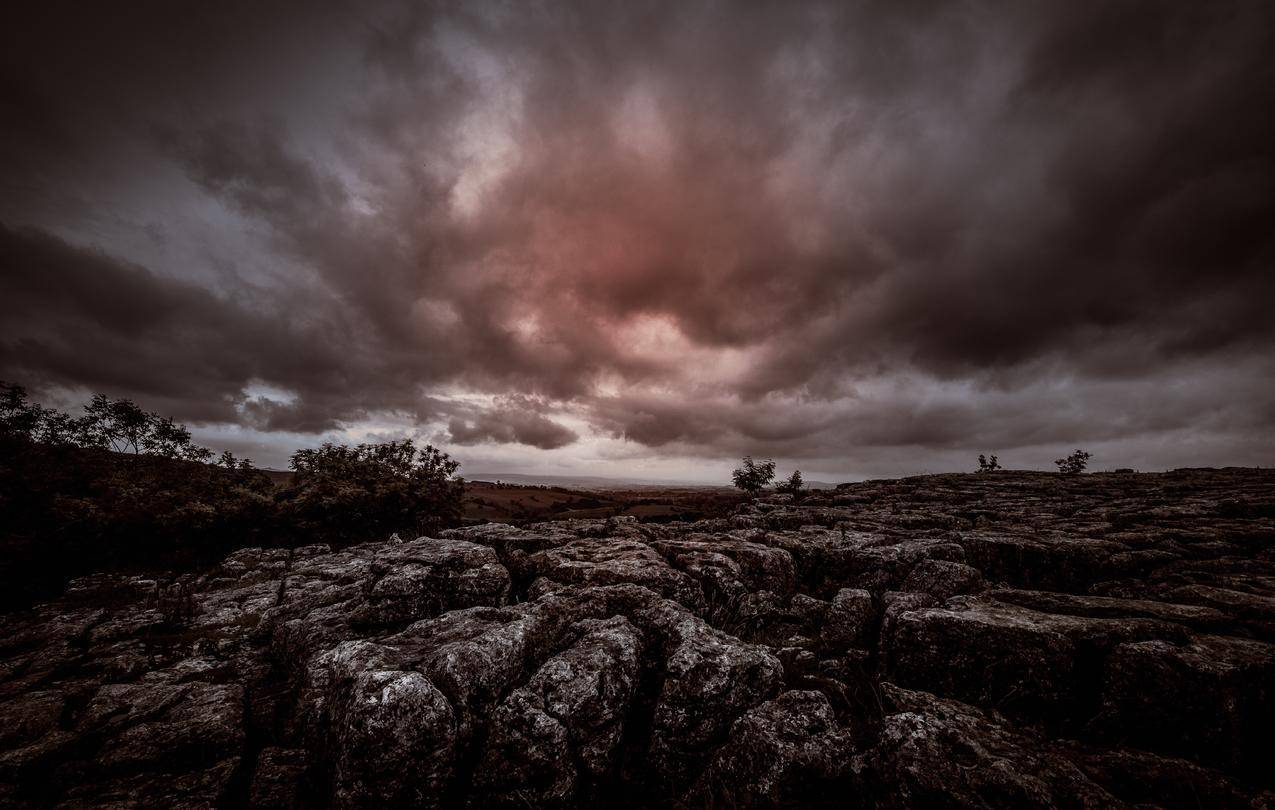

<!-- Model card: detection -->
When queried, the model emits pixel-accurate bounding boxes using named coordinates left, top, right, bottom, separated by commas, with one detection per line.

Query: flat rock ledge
left=2, top=469, right=1274, bottom=808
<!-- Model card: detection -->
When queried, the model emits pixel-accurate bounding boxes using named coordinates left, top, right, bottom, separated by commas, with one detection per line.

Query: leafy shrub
left=776, top=469, right=805, bottom=497
left=1055, top=449, right=1092, bottom=475
left=279, top=439, right=463, bottom=541
left=732, top=456, right=776, bottom=496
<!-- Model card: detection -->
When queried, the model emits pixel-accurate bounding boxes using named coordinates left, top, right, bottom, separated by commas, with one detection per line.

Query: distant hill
left=466, top=472, right=728, bottom=490
left=466, top=472, right=837, bottom=490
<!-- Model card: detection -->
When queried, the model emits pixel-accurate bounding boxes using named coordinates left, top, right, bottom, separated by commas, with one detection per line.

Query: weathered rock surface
left=865, top=684, right=1123, bottom=808
left=2, top=469, right=1275, bottom=807
left=475, top=615, right=642, bottom=806
left=688, top=689, right=855, bottom=808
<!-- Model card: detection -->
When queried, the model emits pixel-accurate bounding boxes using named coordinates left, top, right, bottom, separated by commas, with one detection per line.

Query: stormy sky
left=2, top=1, right=1273, bottom=481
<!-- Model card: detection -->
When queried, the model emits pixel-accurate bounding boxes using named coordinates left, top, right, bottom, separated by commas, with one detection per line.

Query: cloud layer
left=3, top=1, right=1273, bottom=477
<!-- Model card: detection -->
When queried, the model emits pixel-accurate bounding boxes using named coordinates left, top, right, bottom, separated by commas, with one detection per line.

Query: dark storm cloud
left=1, top=223, right=277, bottom=418
left=0, top=222, right=360, bottom=425
left=2, top=1, right=1273, bottom=471
left=446, top=397, right=578, bottom=451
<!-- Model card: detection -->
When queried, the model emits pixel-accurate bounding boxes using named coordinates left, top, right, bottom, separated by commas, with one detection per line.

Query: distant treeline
left=2, top=382, right=245, bottom=465
left=0, top=382, right=464, bottom=610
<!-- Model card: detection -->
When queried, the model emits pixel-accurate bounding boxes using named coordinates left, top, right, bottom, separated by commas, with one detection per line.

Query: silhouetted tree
left=1, top=382, right=225, bottom=464
left=218, top=449, right=258, bottom=471
left=1055, top=450, right=1092, bottom=475
left=33, top=410, right=82, bottom=446
left=81, top=395, right=151, bottom=453
left=0, top=382, right=43, bottom=437
left=776, top=469, right=805, bottom=495
left=145, top=416, right=196, bottom=459
left=732, top=456, right=776, bottom=497
left=977, top=454, right=1001, bottom=472
left=3, top=383, right=98, bottom=448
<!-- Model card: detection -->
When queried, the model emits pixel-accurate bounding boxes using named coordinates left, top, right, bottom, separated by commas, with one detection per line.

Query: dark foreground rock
left=2, top=468, right=1274, bottom=807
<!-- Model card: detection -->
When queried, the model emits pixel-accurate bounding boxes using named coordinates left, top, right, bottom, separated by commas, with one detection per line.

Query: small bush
left=732, top=456, right=776, bottom=497
left=776, top=469, right=805, bottom=497
left=279, top=439, right=464, bottom=541
left=1055, top=450, right=1092, bottom=475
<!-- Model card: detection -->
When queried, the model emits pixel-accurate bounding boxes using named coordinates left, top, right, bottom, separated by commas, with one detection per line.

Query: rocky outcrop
left=2, top=469, right=1274, bottom=807
left=688, top=690, right=855, bottom=808
left=647, top=611, right=784, bottom=790
left=865, top=685, right=1123, bottom=808
left=331, top=669, right=456, bottom=807
left=474, top=615, right=642, bottom=805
